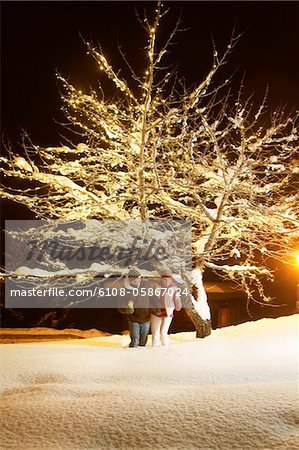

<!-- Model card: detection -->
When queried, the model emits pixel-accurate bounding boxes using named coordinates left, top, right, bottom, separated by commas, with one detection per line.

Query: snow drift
left=0, top=314, right=298, bottom=449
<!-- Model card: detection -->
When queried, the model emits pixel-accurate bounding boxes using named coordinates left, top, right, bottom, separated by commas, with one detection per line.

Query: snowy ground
left=0, top=315, right=298, bottom=450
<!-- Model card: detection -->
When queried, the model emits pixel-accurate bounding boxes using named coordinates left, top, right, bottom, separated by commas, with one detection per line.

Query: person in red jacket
left=151, top=269, right=182, bottom=347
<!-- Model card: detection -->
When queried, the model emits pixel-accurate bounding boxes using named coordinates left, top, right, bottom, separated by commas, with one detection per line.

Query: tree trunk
left=182, top=268, right=212, bottom=338
left=185, top=307, right=212, bottom=338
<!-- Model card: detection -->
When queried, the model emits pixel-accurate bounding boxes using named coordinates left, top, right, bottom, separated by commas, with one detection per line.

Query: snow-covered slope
left=1, top=315, right=298, bottom=449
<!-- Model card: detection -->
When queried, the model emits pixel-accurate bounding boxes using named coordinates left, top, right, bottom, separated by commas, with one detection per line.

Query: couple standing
left=119, top=267, right=182, bottom=347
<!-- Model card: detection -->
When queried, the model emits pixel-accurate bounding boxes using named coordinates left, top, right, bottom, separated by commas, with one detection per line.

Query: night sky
left=1, top=1, right=298, bottom=321
left=2, top=1, right=299, bottom=146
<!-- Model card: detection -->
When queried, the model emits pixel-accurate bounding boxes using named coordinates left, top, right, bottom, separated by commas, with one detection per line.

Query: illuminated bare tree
left=1, top=3, right=298, bottom=336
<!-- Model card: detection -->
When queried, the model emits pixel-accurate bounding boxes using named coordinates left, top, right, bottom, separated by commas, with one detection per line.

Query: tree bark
left=185, top=308, right=212, bottom=338
left=184, top=294, right=212, bottom=338
left=177, top=268, right=212, bottom=338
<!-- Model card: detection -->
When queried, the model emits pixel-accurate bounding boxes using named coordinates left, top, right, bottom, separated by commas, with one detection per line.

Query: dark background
left=1, top=1, right=298, bottom=330
left=2, top=1, right=299, bottom=144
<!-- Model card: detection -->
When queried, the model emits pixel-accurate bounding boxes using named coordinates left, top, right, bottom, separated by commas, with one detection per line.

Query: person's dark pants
left=128, top=321, right=150, bottom=347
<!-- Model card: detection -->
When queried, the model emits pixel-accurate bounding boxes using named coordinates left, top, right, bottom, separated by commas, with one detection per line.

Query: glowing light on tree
left=1, top=2, right=298, bottom=336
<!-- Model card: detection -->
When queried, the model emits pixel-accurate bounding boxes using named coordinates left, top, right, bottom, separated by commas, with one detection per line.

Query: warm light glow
left=0, top=3, right=298, bottom=311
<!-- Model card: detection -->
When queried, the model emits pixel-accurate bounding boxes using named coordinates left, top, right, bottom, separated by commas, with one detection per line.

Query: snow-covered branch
left=1, top=3, right=298, bottom=313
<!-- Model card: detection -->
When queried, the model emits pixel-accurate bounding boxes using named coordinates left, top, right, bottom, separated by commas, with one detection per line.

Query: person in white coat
left=151, top=269, right=182, bottom=347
